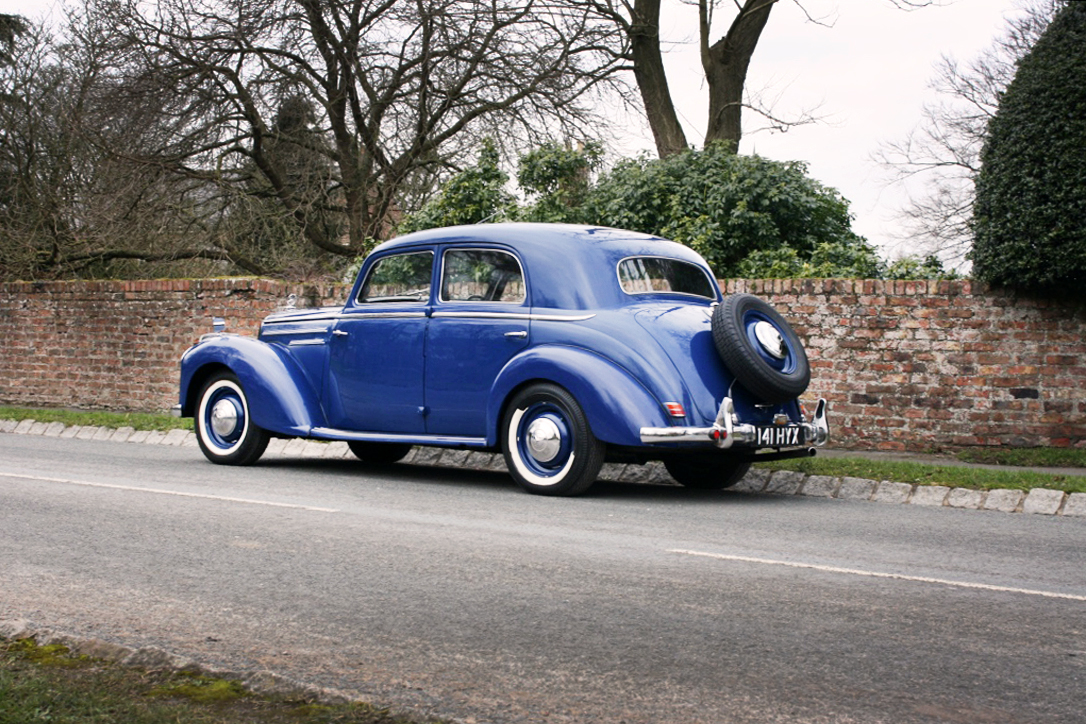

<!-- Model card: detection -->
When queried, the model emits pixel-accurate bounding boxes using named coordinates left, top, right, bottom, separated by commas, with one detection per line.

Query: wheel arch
left=486, top=346, right=671, bottom=449
left=179, top=337, right=324, bottom=437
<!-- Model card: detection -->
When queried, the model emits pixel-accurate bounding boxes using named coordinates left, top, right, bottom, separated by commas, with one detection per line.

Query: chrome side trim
left=260, top=326, right=331, bottom=336
left=337, top=311, right=428, bottom=320
left=431, top=311, right=596, bottom=322
left=309, top=428, right=488, bottom=447
left=263, top=312, right=342, bottom=325
left=288, top=339, right=326, bottom=346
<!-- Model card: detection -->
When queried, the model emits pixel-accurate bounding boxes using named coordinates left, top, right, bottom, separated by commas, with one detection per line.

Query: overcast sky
left=0, top=0, right=1025, bottom=258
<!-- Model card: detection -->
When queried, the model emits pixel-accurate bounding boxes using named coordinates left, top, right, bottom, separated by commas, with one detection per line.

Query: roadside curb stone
left=43, top=421, right=66, bottom=437
left=143, top=429, right=166, bottom=445
left=873, top=481, right=913, bottom=504
left=161, top=428, right=189, bottom=446
left=0, top=419, right=17, bottom=433
left=765, top=470, right=805, bottom=495
left=983, top=489, right=1024, bottom=513
left=732, top=468, right=770, bottom=494
left=912, top=485, right=951, bottom=507
left=946, top=488, right=985, bottom=510
left=110, top=426, right=135, bottom=443
left=75, top=426, right=99, bottom=440
left=1022, top=488, right=1066, bottom=515
left=837, top=477, right=876, bottom=501
left=127, top=429, right=151, bottom=444
left=14, top=419, right=34, bottom=434
left=801, top=475, right=839, bottom=498
left=1063, top=493, right=1086, bottom=517
left=92, top=426, right=116, bottom=441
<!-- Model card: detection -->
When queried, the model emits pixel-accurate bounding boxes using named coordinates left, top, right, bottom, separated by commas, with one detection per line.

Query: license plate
left=755, top=425, right=805, bottom=447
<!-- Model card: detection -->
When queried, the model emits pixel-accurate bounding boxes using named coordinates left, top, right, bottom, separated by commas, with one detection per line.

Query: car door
left=324, top=249, right=434, bottom=433
left=424, top=246, right=530, bottom=437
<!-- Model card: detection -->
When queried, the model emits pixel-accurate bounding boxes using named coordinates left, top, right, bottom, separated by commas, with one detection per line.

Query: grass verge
left=0, top=638, right=437, bottom=724
left=954, top=446, right=1086, bottom=469
left=0, top=405, right=192, bottom=433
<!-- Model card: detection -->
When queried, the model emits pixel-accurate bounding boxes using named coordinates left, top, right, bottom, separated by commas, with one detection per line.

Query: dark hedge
left=971, top=2, right=1086, bottom=295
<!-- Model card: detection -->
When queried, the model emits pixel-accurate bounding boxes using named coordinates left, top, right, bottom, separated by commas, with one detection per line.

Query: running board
left=308, top=427, right=489, bottom=448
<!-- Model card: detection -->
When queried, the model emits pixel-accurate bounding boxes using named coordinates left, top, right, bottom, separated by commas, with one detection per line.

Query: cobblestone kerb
left=5, top=419, right=1083, bottom=517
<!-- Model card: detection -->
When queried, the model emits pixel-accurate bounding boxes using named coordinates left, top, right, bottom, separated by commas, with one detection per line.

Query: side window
left=441, top=249, right=526, bottom=303
left=357, top=251, right=434, bottom=303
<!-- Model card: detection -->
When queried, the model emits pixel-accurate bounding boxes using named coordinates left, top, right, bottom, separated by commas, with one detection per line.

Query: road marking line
left=668, top=549, right=1086, bottom=602
left=0, top=471, right=339, bottom=513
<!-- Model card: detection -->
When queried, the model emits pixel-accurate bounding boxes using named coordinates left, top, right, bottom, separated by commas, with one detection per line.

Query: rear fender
left=179, top=336, right=324, bottom=437
left=487, top=346, right=669, bottom=448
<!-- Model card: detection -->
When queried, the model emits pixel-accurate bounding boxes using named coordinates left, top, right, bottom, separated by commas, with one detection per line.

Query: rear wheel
left=664, top=455, right=751, bottom=490
left=195, top=373, right=269, bottom=465
left=502, top=383, right=605, bottom=496
left=347, top=441, right=413, bottom=465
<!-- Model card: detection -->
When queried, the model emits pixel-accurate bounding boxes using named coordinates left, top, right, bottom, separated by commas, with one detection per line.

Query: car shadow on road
left=256, top=455, right=779, bottom=504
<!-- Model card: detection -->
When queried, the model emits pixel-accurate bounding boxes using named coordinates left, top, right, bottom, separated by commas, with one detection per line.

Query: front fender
left=487, top=345, right=670, bottom=448
left=179, top=336, right=325, bottom=437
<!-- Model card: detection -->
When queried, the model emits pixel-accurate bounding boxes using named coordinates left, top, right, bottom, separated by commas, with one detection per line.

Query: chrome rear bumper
left=640, top=397, right=829, bottom=449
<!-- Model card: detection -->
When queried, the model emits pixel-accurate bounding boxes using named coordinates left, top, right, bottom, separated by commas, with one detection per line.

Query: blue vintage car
left=174, top=223, right=828, bottom=495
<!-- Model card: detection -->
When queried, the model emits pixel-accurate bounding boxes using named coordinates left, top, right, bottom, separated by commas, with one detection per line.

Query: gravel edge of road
left=3, top=418, right=1085, bottom=518
left=0, top=618, right=409, bottom=716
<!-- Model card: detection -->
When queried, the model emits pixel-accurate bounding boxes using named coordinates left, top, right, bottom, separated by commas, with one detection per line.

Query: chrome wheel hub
left=526, top=417, right=562, bottom=463
left=210, top=398, right=240, bottom=437
left=754, top=321, right=786, bottom=359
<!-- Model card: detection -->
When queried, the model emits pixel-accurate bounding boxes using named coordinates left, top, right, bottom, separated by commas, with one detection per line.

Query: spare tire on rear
left=711, top=293, right=810, bottom=404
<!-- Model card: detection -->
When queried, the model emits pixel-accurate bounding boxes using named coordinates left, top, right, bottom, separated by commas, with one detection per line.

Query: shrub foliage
left=971, top=2, right=1086, bottom=293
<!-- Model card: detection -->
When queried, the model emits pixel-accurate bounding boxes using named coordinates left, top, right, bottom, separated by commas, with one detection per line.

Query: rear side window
left=618, top=257, right=717, bottom=299
left=441, top=249, right=526, bottom=303
left=358, top=251, right=434, bottom=303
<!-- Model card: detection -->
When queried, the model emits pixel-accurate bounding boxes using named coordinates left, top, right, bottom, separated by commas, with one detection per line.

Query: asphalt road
left=2, top=433, right=1085, bottom=724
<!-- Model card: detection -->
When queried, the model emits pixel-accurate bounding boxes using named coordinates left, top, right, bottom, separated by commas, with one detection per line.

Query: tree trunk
left=702, top=0, right=774, bottom=150
left=630, top=0, right=688, bottom=157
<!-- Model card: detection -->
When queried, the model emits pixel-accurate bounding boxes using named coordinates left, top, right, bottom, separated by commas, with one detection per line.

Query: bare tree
left=876, top=0, right=1065, bottom=265
left=75, top=0, right=628, bottom=269
left=560, top=0, right=932, bottom=158
left=572, top=0, right=933, bottom=158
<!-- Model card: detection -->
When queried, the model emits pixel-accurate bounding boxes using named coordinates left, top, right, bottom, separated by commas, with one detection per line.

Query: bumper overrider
left=640, top=397, right=829, bottom=451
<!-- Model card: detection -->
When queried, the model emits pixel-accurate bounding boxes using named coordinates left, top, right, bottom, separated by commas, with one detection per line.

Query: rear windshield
left=617, top=257, right=717, bottom=299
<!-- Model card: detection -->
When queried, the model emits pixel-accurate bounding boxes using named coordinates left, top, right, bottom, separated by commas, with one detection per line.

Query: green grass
left=0, top=638, right=439, bottom=724
left=755, top=456, right=1086, bottom=494
left=0, top=406, right=192, bottom=432
left=954, top=446, right=1086, bottom=469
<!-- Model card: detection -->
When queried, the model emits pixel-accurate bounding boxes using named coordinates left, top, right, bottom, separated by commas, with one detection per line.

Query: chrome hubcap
left=526, top=417, right=562, bottom=463
left=210, top=398, right=240, bottom=437
left=754, top=321, right=786, bottom=359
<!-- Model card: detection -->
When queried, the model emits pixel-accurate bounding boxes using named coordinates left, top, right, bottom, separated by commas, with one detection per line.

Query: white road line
left=669, top=549, right=1086, bottom=602
left=0, top=471, right=339, bottom=513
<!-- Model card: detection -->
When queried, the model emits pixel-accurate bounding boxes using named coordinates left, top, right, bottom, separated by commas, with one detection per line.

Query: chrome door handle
left=504, top=330, right=528, bottom=339
left=332, top=329, right=349, bottom=337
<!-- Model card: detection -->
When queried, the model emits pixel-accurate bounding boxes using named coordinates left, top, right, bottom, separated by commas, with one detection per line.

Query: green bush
left=971, top=3, right=1086, bottom=294
left=581, top=144, right=870, bottom=277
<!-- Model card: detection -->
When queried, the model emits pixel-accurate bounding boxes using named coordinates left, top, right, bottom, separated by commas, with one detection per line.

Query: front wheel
left=502, top=383, right=605, bottom=496
left=664, top=455, right=751, bottom=490
left=195, top=373, right=269, bottom=465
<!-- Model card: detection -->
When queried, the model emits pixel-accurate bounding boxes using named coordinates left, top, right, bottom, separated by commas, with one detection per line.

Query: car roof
left=369, top=223, right=716, bottom=310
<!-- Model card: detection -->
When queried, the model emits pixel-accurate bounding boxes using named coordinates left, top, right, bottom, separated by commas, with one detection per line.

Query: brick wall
left=723, top=279, right=1086, bottom=451
left=2, top=277, right=1084, bottom=451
